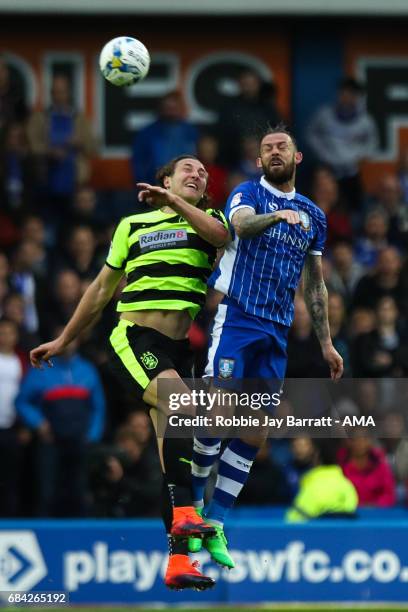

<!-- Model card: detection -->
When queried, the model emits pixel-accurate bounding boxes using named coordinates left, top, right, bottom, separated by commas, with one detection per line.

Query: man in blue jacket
left=131, top=92, right=198, bottom=185
left=16, top=333, right=105, bottom=516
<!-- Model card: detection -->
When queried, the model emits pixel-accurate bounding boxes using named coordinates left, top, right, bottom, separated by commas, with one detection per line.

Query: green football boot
left=204, top=523, right=235, bottom=569
left=188, top=507, right=204, bottom=553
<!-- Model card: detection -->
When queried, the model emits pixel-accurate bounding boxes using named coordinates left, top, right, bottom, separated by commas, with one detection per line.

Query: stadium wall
left=2, top=15, right=408, bottom=191
left=1, top=517, right=408, bottom=604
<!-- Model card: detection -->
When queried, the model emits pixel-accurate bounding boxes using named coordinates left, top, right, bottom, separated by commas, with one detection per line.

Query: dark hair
left=314, top=438, right=339, bottom=465
left=155, top=155, right=200, bottom=186
left=155, top=155, right=210, bottom=208
left=260, top=122, right=297, bottom=149
left=338, top=77, right=364, bottom=94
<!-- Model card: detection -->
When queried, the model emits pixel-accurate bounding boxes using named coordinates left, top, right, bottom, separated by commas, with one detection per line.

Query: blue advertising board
left=0, top=518, right=408, bottom=604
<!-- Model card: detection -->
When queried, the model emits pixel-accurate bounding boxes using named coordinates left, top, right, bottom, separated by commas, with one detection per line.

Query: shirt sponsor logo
left=139, top=229, right=188, bottom=253
left=268, top=226, right=310, bottom=252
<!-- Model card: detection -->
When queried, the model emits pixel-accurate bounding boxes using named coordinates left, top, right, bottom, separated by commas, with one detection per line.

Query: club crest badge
left=140, top=351, right=158, bottom=370
left=218, top=358, right=235, bottom=379
left=299, top=210, right=311, bottom=231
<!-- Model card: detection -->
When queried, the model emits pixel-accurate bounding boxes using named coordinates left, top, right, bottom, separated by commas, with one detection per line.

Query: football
left=99, top=36, right=150, bottom=86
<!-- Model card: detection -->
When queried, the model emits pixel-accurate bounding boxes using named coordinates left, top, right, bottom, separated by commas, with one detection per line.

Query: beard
left=262, top=157, right=296, bottom=185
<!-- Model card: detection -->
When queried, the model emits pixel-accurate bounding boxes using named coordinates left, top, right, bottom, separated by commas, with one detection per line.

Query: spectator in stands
left=20, top=215, right=46, bottom=247
left=286, top=297, right=329, bottom=377
left=15, top=330, right=105, bottom=516
left=235, top=136, right=263, bottom=181
left=0, top=280, right=8, bottom=313
left=0, top=56, right=27, bottom=138
left=2, top=292, right=40, bottom=355
left=88, top=426, right=161, bottom=518
left=238, top=441, right=289, bottom=505
left=352, top=296, right=408, bottom=377
left=286, top=439, right=358, bottom=522
left=348, top=307, right=376, bottom=339
left=354, top=209, right=389, bottom=269
left=0, top=251, right=9, bottom=281
left=40, top=269, right=82, bottom=339
left=398, top=148, right=408, bottom=203
left=281, top=437, right=317, bottom=502
left=196, top=134, right=228, bottom=208
left=225, top=170, right=247, bottom=193
left=27, top=74, right=97, bottom=213
left=326, top=241, right=364, bottom=307
left=306, top=77, right=378, bottom=209
left=131, top=91, right=198, bottom=185
left=125, top=409, right=153, bottom=446
left=369, top=174, right=408, bottom=250
left=0, top=253, right=10, bottom=316
left=66, top=186, right=105, bottom=235
left=216, top=69, right=281, bottom=167
left=54, top=225, right=99, bottom=282
left=338, top=433, right=396, bottom=507
left=0, top=122, right=34, bottom=215
left=0, top=318, right=25, bottom=516
left=380, top=411, right=408, bottom=505
left=328, top=292, right=351, bottom=376
left=352, top=246, right=407, bottom=312
left=354, top=379, right=382, bottom=418
left=311, top=167, right=353, bottom=245
left=0, top=208, right=19, bottom=250
left=10, top=240, right=46, bottom=334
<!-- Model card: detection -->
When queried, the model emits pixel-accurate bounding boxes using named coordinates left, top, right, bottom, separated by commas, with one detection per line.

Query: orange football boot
left=171, top=506, right=217, bottom=538
left=164, top=554, right=215, bottom=591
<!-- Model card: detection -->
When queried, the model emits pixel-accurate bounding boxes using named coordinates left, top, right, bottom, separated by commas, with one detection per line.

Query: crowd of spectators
left=1, top=55, right=408, bottom=519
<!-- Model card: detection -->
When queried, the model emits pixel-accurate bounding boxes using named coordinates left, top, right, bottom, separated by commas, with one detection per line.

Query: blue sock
left=206, top=438, right=258, bottom=525
left=191, top=437, right=221, bottom=508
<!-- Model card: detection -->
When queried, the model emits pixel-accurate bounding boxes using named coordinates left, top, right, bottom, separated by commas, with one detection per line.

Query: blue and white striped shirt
left=210, top=176, right=327, bottom=327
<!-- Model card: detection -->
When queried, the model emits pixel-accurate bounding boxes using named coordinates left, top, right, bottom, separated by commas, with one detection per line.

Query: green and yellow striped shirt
left=106, top=208, right=228, bottom=319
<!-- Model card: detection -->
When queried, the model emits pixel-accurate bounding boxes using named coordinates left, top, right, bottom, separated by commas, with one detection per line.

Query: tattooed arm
left=232, top=207, right=300, bottom=239
left=303, top=253, right=331, bottom=345
left=303, top=254, right=344, bottom=380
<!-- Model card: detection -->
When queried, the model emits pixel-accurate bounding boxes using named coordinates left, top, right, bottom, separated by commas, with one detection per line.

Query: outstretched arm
left=137, top=183, right=229, bottom=247
left=30, top=265, right=123, bottom=368
left=231, top=207, right=300, bottom=239
left=303, top=254, right=344, bottom=380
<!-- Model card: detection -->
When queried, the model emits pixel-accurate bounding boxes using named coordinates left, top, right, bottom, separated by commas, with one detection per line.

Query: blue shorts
left=205, top=297, right=289, bottom=383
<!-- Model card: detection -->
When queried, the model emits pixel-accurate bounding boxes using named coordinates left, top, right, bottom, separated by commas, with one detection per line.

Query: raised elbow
left=213, top=226, right=230, bottom=247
